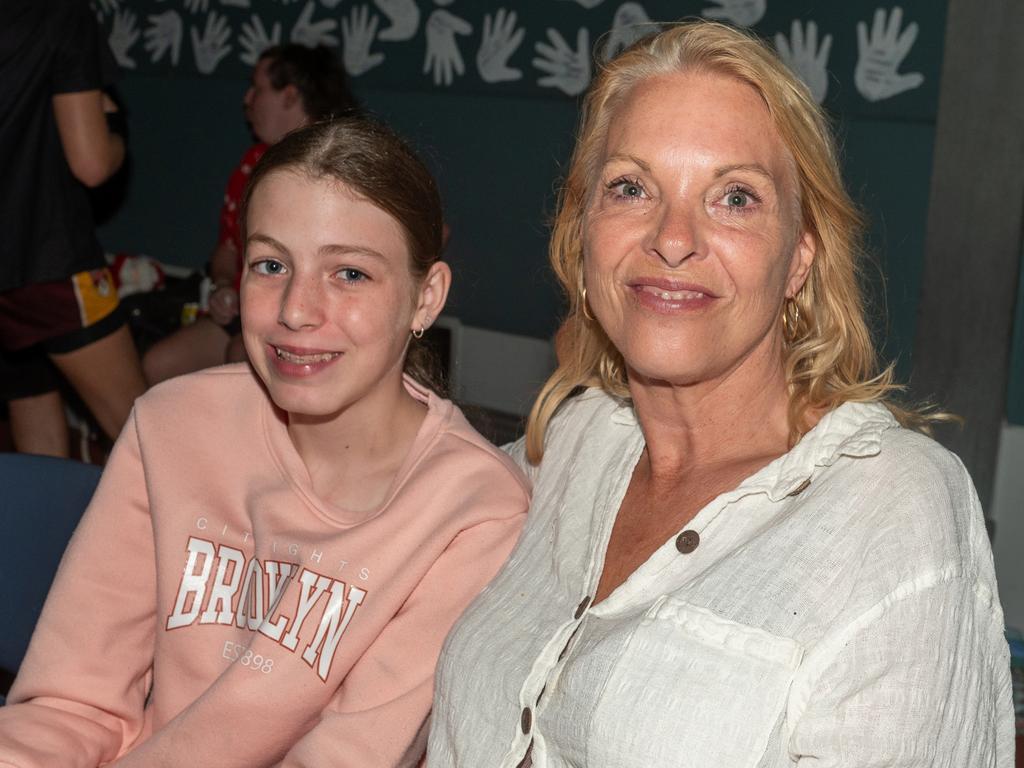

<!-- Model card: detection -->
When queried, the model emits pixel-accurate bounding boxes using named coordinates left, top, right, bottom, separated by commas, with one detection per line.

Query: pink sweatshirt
left=0, top=365, right=529, bottom=767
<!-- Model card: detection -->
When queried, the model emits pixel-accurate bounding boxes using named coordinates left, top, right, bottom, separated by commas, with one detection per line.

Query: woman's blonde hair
left=525, top=20, right=931, bottom=464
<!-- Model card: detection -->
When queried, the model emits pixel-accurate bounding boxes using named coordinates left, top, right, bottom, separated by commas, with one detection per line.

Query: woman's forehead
left=612, top=74, right=786, bottom=158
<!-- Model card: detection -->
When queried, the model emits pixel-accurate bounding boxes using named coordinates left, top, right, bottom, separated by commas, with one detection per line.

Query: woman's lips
left=636, top=284, right=707, bottom=301
left=628, top=279, right=717, bottom=311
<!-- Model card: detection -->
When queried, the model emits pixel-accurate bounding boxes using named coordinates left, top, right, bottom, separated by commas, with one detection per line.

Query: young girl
left=143, top=44, right=359, bottom=384
left=0, top=119, right=529, bottom=767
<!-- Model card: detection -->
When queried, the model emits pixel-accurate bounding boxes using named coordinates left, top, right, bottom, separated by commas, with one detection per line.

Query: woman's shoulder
left=547, top=386, right=628, bottom=441
left=860, top=410, right=976, bottom=509
left=820, top=403, right=990, bottom=581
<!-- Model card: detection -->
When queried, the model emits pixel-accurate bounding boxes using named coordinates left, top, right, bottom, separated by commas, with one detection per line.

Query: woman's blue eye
left=253, top=259, right=285, bottom=275
left=608, top=177, right=646, bottom=200
left=724, top=188, right=754, bottom=208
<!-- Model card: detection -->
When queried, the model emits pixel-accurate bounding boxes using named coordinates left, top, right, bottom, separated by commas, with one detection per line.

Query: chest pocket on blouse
left=586, top=597, right=803, bottom=768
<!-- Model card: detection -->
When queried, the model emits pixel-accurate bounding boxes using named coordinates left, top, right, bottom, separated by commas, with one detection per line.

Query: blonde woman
left=427, top=21, right=1013, bottom=768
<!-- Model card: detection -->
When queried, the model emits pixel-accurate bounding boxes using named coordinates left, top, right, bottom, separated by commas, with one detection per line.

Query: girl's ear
left=413, top=261, right=452, bottom=333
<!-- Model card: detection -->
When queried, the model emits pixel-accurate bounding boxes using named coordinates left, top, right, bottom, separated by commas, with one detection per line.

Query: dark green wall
left=95, top=0, right=952, bottom=372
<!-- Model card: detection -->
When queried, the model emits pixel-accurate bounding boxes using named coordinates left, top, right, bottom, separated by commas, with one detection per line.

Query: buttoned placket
left=508, top=410, right=644, bottom=767
left=509, top=402, right=837, bottom=768
left=491, top=401, right=897, bottom=768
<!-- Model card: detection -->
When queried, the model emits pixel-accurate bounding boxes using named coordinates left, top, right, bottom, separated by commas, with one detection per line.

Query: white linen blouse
left=426, top=390, right=1014, bottom=768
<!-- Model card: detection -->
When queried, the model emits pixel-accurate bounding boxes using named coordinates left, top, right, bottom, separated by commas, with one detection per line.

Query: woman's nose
left=646, top=201, right=703, bottom=268
left=278, top=275, right=324, bottom=331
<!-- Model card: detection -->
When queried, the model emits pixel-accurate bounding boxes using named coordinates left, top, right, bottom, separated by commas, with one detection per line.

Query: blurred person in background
left=0, top=0, right=145, bottom=457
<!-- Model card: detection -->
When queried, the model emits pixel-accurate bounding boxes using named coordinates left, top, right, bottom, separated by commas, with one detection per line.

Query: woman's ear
left=413, top=261, right=452, bottom=332
left=786, top=230, right=816, bottom=298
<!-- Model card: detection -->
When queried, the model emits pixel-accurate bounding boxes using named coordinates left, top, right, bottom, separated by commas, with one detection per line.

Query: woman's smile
left=628, top=277, right=717, bottom=313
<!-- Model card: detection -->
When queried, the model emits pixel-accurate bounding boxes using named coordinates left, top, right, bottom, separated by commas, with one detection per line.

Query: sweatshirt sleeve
left=278, top=505, right=527, bottom=767
left=0, top=412, right=156, bottom=768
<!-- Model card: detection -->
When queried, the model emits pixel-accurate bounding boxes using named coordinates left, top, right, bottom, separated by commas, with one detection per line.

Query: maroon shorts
left=0, top=268, right=124, bottom=354
left=0, top=268, right=126, bottom=401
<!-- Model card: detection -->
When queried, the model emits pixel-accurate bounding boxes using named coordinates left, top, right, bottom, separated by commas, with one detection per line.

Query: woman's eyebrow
left=602, top=154, right=652, bottom=172
left=713, top=163, right=775, bottom=182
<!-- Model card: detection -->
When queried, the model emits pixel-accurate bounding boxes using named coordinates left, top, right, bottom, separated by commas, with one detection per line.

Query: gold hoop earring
left=782, top=299, right=800, bottom=341
left=412, top=327, right=425, bottom=339
left=581, top=287, right=595, bottom=322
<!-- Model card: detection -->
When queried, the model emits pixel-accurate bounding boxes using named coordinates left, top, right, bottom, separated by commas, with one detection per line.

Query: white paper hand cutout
left=477, top=8, right=525, bottom=83
left=239, top=14, right=281, bottom=66
left=373, top=0, right=420, bottom=42
left=342, top=6, right=385, bottom=76
left=855, top=7, right=924, bottom=102
left=290, top=1, right=339, bottom=48
left=775, top=20, right=832, bottom=104
left=534, top=27, right=591, bottom=96
left=604, top=2, right=655, bottom=61
left=219, top=0, right=252, bottom=8
left=184, top=0, right=210, bottom=14
left=93, top=0, right=119, bottom=18
left=109, top=9, right=140, bottom=69
left=423, top=9, right=472, bottom=86
left=145, top=10, right=183, bottom=66
left=701, top=0, right=765, bottom=28
left=191, top=11, right=232, bottom=74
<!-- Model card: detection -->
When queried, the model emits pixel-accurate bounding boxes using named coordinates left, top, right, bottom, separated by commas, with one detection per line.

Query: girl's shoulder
left=134, top=363, right=266, bottom=428
left=427, top=398, right=532, bottom=501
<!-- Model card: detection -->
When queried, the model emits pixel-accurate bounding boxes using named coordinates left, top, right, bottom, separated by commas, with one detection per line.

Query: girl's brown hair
left=241, top=116, right=446, bottom=393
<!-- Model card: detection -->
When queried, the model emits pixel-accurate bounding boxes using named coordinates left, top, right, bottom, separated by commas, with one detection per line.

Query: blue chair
left=0, top=453, right=102, bottom=679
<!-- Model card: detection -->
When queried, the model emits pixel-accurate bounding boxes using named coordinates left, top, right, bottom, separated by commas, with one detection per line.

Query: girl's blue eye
left=253, top=259, right=285, bottom=275
left=338, top=268, right=367, bottom=282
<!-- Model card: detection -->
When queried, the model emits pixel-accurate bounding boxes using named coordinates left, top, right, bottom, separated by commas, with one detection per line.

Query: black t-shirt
left=0, top=0, right=116, bottom=292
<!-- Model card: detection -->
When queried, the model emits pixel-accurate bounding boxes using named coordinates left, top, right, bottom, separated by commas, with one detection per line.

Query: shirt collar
left=765, top=401, right=898, bottom=500
left=606, top=396, right=898, bottom=501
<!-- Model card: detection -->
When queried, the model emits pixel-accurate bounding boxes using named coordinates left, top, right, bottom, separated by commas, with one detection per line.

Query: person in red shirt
left=143, top=44, right=357, bottom=384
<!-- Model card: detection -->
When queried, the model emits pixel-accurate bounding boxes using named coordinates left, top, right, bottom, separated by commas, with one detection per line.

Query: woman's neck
left=628, top=342, right=793, bottom=479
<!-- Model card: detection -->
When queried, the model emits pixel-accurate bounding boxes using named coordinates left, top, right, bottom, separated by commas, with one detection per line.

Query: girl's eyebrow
left=247, top=233, right=289, bottom=254
left=246, top=235, right=387, bottom=263
left=319, top=243, right=388, bottom=262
